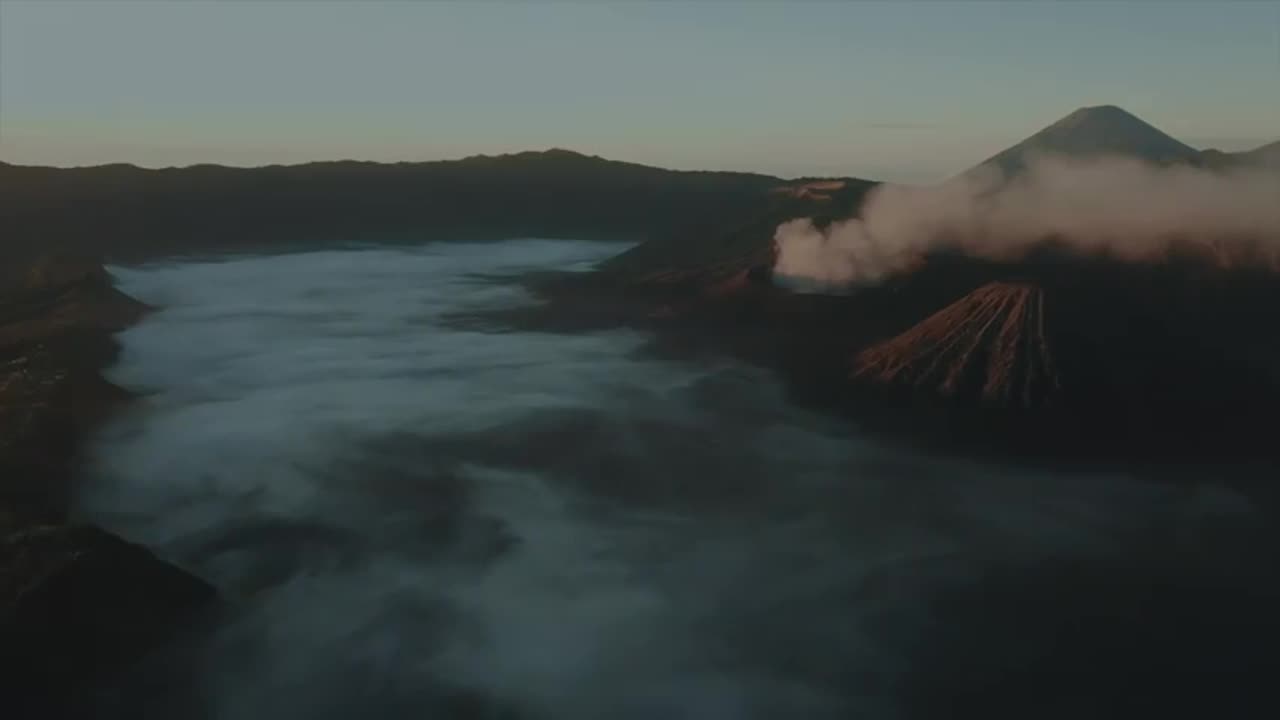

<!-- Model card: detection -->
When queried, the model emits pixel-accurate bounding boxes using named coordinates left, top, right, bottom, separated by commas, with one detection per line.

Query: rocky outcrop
left=1, top=256, right=214, bottom=715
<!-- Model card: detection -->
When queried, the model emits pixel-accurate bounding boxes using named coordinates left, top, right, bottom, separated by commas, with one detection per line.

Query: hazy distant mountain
left=965, top=105, right=1202, bottom=179
left=1246, top=140, right=1280, bottom=166
left=1200, top=140, right=1280, bottom=170
left=0, top=149, right=786, bottom=263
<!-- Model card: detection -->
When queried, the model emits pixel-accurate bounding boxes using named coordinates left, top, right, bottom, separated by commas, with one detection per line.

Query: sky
left=1, top=0, right=1277, bottom=182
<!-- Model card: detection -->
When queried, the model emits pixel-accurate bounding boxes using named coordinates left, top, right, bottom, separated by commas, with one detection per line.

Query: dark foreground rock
left=891, top=516, right=1280, bottom=720
left=1, top=256, right=215, bottom=717
left=1, top=523, right=215, bottom=718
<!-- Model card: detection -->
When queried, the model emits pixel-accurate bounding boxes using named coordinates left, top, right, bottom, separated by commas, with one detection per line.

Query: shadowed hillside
left=1, top=257, right=214, bottom=716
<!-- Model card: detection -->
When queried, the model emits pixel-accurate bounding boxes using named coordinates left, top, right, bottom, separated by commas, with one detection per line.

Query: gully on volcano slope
left=77, top=239, right=1280, bottom=720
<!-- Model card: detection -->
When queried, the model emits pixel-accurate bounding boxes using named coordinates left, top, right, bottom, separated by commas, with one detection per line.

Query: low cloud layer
left=81, top=240, right=1280, bottom=719
left=774, top=154, right=1280, bottom=290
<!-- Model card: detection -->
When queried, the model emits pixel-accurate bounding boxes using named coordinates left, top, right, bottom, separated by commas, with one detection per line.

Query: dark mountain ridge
left=0, top=149, right=791, bottom=264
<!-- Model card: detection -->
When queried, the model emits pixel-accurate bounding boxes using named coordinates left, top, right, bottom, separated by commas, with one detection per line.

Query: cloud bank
left=773, top=154, right=1280, bottom=290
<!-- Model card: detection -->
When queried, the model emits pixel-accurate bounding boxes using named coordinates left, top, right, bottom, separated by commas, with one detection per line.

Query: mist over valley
left=3, top=3, right=1280, bottom=717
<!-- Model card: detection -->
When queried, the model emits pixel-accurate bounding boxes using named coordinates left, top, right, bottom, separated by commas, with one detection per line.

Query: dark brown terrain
left=0, top=257, right=214, bottom=718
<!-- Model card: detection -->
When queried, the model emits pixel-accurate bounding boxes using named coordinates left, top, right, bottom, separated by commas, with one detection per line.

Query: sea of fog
left=78, top=239, right=1278, bottom=719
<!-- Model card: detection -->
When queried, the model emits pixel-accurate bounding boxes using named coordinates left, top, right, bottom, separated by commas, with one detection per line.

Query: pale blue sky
left=1, top=0, right=1277, bottom=181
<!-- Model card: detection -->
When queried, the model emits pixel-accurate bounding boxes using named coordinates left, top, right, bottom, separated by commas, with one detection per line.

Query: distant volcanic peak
left=853, top=281, right=1061, bottom=409
left=1037, top=104, right=1197, bottom=154
left=971, top=104, right=1200, bottom=178
left=1049, top=104, right=1147, bottom=130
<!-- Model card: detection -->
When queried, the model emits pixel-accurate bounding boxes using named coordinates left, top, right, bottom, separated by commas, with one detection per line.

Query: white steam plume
left=773, top=154, right=1280, bottom=290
